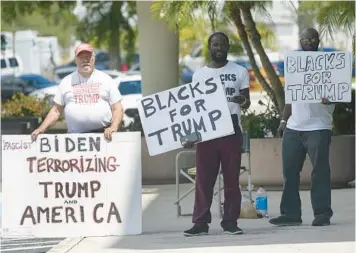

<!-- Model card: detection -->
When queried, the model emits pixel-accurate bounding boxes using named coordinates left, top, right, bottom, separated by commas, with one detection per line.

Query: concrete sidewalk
left=49, top=184, right=355, bottom=253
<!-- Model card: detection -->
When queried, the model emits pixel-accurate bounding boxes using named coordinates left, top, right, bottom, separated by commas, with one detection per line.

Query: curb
left=47, top=237, right=85, bottom=253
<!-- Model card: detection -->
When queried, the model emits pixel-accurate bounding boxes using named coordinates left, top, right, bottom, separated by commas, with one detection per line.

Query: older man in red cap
left=31, top=43, right=123, bottom=140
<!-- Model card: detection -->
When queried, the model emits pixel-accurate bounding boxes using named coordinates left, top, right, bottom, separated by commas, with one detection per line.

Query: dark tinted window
left=119, top=81, right=141, bottom=95
left=9, top=57, right=19, bottom=67
left=57, top=71, right=72, bottom=79
left=96, top=52, right=109, bottom=62
left=1, top=59, right=6, bottom=68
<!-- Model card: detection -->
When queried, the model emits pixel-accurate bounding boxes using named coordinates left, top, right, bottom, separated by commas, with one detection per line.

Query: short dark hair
left=208, top=32, right=230, bottom=47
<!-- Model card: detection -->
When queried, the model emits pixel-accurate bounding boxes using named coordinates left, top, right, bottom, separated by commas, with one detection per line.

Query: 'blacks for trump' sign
left=284, top=51, right=352, bottom=103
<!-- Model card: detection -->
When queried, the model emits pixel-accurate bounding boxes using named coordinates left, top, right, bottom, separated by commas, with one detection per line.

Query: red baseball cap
left=75, top=43, right=94, bottom=56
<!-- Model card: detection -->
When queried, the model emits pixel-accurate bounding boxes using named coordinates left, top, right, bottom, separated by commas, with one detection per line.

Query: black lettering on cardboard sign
left=286, top=83, right=349, bottom=102
left=19, top=202, right=121, bottom=225
left=39, top=136, right=101, bottom=153
left=38, top=181, right=101, bottom=199
left=141, top=78, right=216, bottom=119
left=286, top=52, right=350, bottom=102
left=143, top=76, right=226, bottom=147
left=27, top=156, right=119, bottom=174
left=286, top=52, right=346, bottom=74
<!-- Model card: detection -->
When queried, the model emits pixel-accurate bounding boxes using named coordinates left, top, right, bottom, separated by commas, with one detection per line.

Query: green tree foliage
left=298, top=0, right=355, bottom=54
left=76, top=1, right=137, bottom=69
left=1, top=1, right=77, bottom=48
left=151, top=0, right=284, bottom=114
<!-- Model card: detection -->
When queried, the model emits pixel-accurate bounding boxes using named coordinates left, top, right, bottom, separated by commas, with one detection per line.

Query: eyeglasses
left=300, top=38, right=319, bottom=44
left=77, top=55, right=93, bottom=61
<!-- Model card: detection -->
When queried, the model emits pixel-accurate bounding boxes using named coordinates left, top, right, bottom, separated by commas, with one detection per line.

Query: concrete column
left=136, top=1, right=179, bottom=96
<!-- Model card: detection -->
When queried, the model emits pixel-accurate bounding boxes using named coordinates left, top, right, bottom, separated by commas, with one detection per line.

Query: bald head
left=301, top=28, right=319, bottom=40
left=300, top=28, right=320, bottom=51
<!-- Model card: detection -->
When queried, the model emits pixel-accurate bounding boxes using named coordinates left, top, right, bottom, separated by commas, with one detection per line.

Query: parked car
left=1, top=74, right=34, bottom=100
left=180, top=65, right=194, bottom=84
left=102, top=70, right=123, bottom=79
left=15, top=74, right=58, bottom=105
left=28, top=85, right=59, bottom=106
left=130, top=62, right=195, bottom=85
left=18, top=74, right=56, bottom=89
left=115, top=72, right=142, bottom=128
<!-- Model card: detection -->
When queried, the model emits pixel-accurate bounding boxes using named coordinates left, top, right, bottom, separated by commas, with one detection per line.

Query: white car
left=115, top=72, right=142, bottom=128
left=29, top=85, right=59, bottom=105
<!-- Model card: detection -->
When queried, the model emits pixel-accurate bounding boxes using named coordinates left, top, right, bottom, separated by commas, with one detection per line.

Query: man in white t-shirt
left=182, top=32, right=250, bottom=236
left=270, top=28, right=335, bottom=227
left=31, top=43, right=123, bottom=141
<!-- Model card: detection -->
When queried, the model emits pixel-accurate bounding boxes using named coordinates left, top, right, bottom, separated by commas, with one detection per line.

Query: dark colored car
left=18, top=74, right=56, bottom=89
left=1, top=74, right=34, bottom=100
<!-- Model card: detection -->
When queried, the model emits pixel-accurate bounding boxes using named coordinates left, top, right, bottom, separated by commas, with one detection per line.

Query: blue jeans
left=280, top=128, right=333, bottom=219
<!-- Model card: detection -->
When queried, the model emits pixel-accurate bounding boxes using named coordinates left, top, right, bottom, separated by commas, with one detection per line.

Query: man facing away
left=31, top=43, right=123, bottom=141
left=183, top=32, right=251, bottom=236
left=270, top=28, right=336, bottom=227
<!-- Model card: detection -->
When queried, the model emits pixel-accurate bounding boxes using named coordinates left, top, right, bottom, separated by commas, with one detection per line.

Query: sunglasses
left=300, top=38, right=319, bottom=44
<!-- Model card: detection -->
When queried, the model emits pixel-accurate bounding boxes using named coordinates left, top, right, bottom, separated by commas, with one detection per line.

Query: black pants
left=280, top=128, right=333, bottom=219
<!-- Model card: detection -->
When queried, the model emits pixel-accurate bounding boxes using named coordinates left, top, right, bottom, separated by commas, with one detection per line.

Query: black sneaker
left=269, top=215, right=302, bottom=226
left=183, top=224, right=209, bottom=237
left=223, top=226, right=243, bottom=235
left=312, top=215, right=330, bottom=226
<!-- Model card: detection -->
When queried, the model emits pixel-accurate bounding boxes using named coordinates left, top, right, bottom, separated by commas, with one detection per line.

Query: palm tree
left=151, top=0, right=285, bottom=113
left=314, top=1, right=355, bottom=40
left=225, top=2, right=278, bottom=108
left=296, top=1, right=355, bottom=53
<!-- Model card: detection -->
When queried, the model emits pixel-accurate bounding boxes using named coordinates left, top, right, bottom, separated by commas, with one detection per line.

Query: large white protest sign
left=2, top=132, right=142, bottom=237
left=284, top=51, right=352, bottom=103
left=138, top=79, right=234, bottom=156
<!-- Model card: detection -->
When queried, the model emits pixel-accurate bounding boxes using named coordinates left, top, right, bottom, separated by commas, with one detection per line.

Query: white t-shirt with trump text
left=53, top=70, right=122, bottom=133
left=192, top=61, right=250, bottom=130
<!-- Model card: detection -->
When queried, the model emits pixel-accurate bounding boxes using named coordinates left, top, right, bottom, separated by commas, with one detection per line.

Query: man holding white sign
left=270, top=28, right=351, bottom=227
left=183, top=32, right=250, bottom=236
left=31, top=43, right=124, bottom=141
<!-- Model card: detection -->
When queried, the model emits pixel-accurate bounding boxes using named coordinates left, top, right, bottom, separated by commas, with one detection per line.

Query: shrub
left=332, top=89, right=355, bottom=135
left=1, top=93, right=51, bottom=118
left=241, top=96, right=280, bottom=138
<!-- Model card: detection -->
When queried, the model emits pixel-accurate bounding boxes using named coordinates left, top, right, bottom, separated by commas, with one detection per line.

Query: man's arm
left=232, top=68, right=251, bottom=108
left=109, top=102, right=124, bottom=130
left=239, top=88, right=251, bottom=109
left=281, top=104, right=292, bottom=122
left=277, top=104, right=291, bottom=137
left=37, top=104, right=64, bottom=132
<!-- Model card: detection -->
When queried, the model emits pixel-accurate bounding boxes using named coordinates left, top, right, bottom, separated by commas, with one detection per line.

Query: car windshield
left=20, top=75, right=55, bottom=89
left=119, top=80, right=141, bottom=95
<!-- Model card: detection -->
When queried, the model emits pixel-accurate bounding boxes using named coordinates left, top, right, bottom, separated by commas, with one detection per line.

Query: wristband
left=240, top=96, right=247, bottom=106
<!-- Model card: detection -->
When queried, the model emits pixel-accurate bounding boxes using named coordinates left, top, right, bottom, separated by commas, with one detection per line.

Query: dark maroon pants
left=193, top=125, right=242, bottom=229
